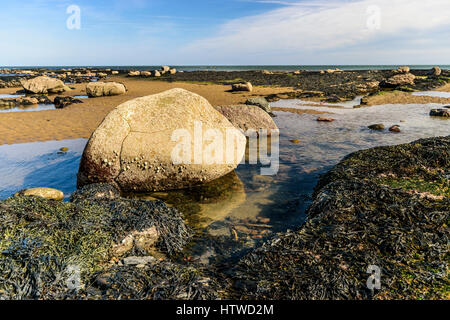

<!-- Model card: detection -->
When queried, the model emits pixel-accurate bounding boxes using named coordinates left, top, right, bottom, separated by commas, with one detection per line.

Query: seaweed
left=227, top=136, right=449, bottom=300
left=0, top=184, right=193, bottom=299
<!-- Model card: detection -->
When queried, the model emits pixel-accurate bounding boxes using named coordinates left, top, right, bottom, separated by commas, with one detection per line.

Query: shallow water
left=0, top=104, right=56, bottom=113
left=0, top=94, right=25, bottom=98
left=74, top=95, right=89, bottom=99
left=412, top=91, right=450, bottom=99
left=0, top=101, right=448, bottom=262
left=0, top=139, right=86, bottom=199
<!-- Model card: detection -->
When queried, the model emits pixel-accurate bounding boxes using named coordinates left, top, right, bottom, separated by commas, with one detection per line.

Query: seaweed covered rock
left=229, top=136, right=449, bottom=300
left=0, top=188, right=192, bottom=299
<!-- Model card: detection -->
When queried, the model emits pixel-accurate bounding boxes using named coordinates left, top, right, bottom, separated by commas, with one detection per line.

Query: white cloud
left=181, top=0, right=450, bottom=64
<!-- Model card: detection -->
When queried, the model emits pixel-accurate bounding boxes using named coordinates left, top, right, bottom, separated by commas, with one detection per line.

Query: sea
left=1, top=65, right=449, bottom=72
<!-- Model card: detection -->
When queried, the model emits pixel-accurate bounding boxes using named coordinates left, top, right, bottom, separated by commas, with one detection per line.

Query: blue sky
left=1, top=0, right=450, bottom=66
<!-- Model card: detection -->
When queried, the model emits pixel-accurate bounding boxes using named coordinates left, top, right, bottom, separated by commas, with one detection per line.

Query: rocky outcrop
left=215, top=105, right=279, bottom=136
left=86, top=82, right=126, bottom=97
left=21, top=76, right=70, bottom=94
left=77, top=88, right=246, bottom=192
left=383, top=73, right=416, bottom=87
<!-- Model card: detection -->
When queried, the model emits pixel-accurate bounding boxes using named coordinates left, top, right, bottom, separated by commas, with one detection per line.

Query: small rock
left=290, top=139, right=301, bottom=144
left=368, top=124, right=385, bottom=131
left=317, top=117, right=335, bottom=122
left=15, top=187, right=64, bottom=201
left=232, top=82, right=253, bottom=92
left=430, top=109, right=450, bottom=118
left=60, top=147, right=69, bottom=152
left=389, top=125, right=401, bottom=133
left=123, top=256, right=156, bottom=266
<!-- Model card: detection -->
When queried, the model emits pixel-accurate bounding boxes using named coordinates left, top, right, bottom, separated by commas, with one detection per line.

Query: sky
left=1, top=0, right=450, bottom=66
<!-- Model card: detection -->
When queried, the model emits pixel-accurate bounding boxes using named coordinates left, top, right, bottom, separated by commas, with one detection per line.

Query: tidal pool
left=412, top=91, right=450, bottom=98
left=0, top=104, right=56, bottom=113
left=0, top=101, right=448, bottom=263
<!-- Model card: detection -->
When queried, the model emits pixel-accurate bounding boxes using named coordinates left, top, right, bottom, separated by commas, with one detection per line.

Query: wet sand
left=0, top=77, right=291, bottom=145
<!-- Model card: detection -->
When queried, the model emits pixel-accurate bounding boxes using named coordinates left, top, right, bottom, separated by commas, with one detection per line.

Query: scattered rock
left=153, top=71, right=161, bottom=77
left=430, top=109, right=450, bottom=118
left=77, top=88, right=246, bottom=192
left=232, top=82, right=253, bottom=92
left=86, top=82, right=127, bottom=97
left=59, top=147, right=69, bottom=152
left=53, top=96, right=83, bottom=109
left=389, top=125, right=401, bottom=133
left=430, top=66, right=442, bottom=77
left=395, top=66, right=410, bottom=73
left=289, top=139, right=301, bottom=144
left=14, top=187, right=64, bottom=201
left=317, top=117, right=335, bottom=122
left=368, top=124, right=385, bottom=131
left=128, top=71, right=140, bottom=76
left=245, top=97, right=271, bottom=113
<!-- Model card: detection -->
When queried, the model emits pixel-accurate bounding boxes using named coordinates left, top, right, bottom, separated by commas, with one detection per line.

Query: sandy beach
left=0, top=77, right=290, bottom=145
left=2, top=71, right=450, bottom=145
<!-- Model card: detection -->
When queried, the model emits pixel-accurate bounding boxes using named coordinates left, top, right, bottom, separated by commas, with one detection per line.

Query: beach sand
left=0, top=77, right=291, bottom=145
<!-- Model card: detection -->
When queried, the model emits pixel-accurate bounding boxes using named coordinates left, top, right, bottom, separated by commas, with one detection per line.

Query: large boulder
left=215, top=105, right=279, bottom=136
left=21, top=76, right=69, bottom=94
left=86, top=82, right=126, bottom=97
left=77, top=88, right=246, bottom=192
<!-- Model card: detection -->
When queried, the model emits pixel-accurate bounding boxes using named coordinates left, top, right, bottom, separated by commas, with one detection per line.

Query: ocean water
left=1, top=65, right=449, bottom=72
